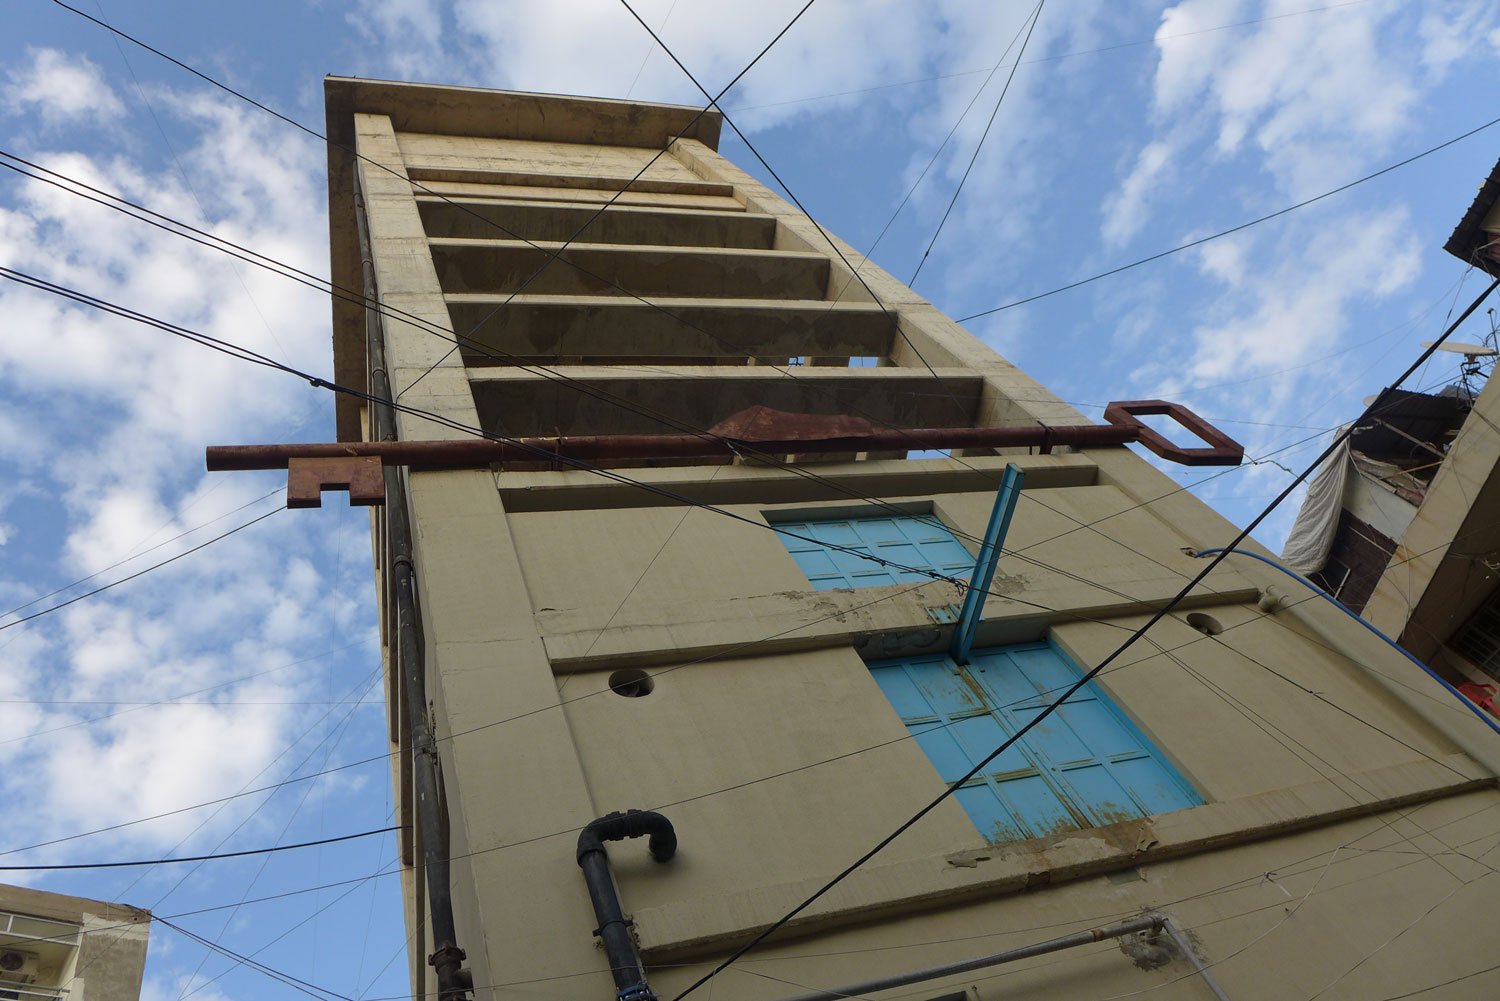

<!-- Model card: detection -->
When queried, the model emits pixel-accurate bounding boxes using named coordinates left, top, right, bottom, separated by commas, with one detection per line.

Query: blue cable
left=1193, top=547, right=1500, bottom=738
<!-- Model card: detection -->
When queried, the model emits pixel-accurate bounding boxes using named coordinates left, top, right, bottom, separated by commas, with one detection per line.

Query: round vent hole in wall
left=609, top=669, right=655, bottom=698
left=1186, top=612, right=1223, bottom=636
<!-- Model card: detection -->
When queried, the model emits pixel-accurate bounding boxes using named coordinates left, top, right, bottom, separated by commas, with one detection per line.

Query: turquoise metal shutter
left=869, top=642, right=1201, bottom=842
left=777, top=514, right=975, bottom=589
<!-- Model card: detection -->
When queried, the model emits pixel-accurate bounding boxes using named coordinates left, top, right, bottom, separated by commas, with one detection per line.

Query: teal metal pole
left=951, top=464, right=1025, bottom=664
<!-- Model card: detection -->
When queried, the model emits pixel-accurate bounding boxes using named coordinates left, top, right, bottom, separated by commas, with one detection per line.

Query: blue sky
left=1, top=2, right=1498, bottom=999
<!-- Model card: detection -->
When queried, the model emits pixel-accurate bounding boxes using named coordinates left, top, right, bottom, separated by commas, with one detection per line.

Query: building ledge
left=633, top=754, right=1493, bottom=961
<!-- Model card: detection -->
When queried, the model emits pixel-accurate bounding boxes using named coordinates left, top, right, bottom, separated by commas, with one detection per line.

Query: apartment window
left=776, top=513, right=974, bottom=589
left=869, top=642, right=1201, bottom=842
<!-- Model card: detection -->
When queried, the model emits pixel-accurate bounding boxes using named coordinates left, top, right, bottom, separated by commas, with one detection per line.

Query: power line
left=0, top=827, right=400, bottom=871
left=0, top=484, right=283, bottom=621
left=155, top=916, right=350, bottom=1001
left=0, top=506, right=283, bottom=632
left=909, top=0, right=1045, bottom=287
left=829, top=0, right=1040, bottom=287
left=956, top=114, right=1500, bottom=322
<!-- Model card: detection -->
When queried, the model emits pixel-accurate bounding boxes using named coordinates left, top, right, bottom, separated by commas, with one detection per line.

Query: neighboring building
left=318, top=79, right=1500, bottom=1001
left=1284, top=157, right=1500, bottom=697
left=1281, top=385, right=1479, bottom=615
left=0, top=884, right=149, bottom=1001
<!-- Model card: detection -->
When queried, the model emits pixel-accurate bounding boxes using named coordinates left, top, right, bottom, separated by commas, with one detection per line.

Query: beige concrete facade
left=0, top=884, right=150, bottom=1001
left=325, top=78, right=1500, bottom=1001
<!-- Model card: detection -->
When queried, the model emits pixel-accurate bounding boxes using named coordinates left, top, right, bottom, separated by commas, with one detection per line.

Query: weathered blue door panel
left=870, top=641, right=1201, bottom=842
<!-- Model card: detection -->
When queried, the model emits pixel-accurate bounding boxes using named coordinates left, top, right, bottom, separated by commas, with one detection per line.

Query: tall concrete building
left=309, top=79, right=1500, bottom=1001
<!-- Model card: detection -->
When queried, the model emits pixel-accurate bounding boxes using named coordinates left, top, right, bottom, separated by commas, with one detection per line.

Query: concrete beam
left=418, top=198, right=772, bottom=247
left=495, top=452, right=1100, bottom=512
left=415, top=180, right=745, bottom=212
left=466, top=366, right=983, bottom=437
left=446, top=294, right=891, bottom=363
left=537, top=578, right=1261, bottom=671
left=408, top=165, right=733, bottom=198
left=631, top=757, right=1491, bottom=961
left=428, top=238, right=830, bottom=299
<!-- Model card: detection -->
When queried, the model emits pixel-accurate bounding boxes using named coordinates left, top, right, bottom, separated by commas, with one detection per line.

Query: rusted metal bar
left=1101, top=400, right=1244, bottom=466
left=208, top=423, right=1147, bottom=471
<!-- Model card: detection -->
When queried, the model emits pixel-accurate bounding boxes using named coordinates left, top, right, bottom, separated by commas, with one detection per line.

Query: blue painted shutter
left=777, top=514, right=975, bottom=590
left=870, top=642, right=1201, bottom=842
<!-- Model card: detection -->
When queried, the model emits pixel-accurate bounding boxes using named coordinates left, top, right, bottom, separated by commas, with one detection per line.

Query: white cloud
left=3, top=48, right=125, bottom=128
left=1127, top=0, right=1500, bottom=207
left=0, top=60, right=381, bottom=870
left=1102, top=139, right=1175, bottom=246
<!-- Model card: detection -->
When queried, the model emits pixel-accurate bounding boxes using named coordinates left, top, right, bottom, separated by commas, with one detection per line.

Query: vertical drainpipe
left=354, top=174, right=472, bottom=1001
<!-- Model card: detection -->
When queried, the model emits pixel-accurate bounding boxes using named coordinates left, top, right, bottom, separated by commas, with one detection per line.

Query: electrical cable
left=0, top=827, right=399, bottom=870
left=825, top=0, right=1039, bottom=298
left=6, top=154, right=1353, bottom=725
left=908, top=0, right=1044, bottom=287
left=665, top=276, right=1500, bottom=1001
left=0, top=644, right=370, bottom=749
left=1371, top=959, right=1500, bottom=1001
left=41, top=670, right=390, bottom=1001
left=0, top=484, right=283, bottom=620
left=170, top=671, right=389, bottom=1001
left=956, top=114, right=1500, bottom=323
left=89, top=0, right=292, bottom=364
left=155, top=915, right=351, bottom=1001
left=0, top=506, right=283, bottom=632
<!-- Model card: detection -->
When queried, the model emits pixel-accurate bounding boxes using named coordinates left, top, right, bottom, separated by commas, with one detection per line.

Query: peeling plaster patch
left=876, top=629, right=940, bottom=655
left=989, top=572, right=1027, bottom=595
left=945, top=849, right=994, bottom=868
left=1118, top=925, right=1178, bottom=971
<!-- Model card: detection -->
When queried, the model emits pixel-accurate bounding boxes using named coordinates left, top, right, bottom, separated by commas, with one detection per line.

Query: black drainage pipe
left=577, top=810, right=677, bottom=1001
left=355, top=174, right=470, bottom=1001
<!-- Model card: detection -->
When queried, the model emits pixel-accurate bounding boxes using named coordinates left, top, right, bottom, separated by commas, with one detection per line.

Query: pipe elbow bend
left=577, top=809, right=677, bottom=865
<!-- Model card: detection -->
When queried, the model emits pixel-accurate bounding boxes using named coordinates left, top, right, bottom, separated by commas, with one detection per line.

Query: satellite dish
left=1421, top=341, right=1498, bottom=357
left=1362, top=394, right=1379, bottom=406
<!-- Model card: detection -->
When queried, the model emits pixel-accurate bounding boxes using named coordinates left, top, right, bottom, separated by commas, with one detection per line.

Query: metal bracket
left=287, top=455, right=385, bottom=508
left=950, top=464, right=1025, bottom=665
left=1102, top=401, right=1243, bottom=466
